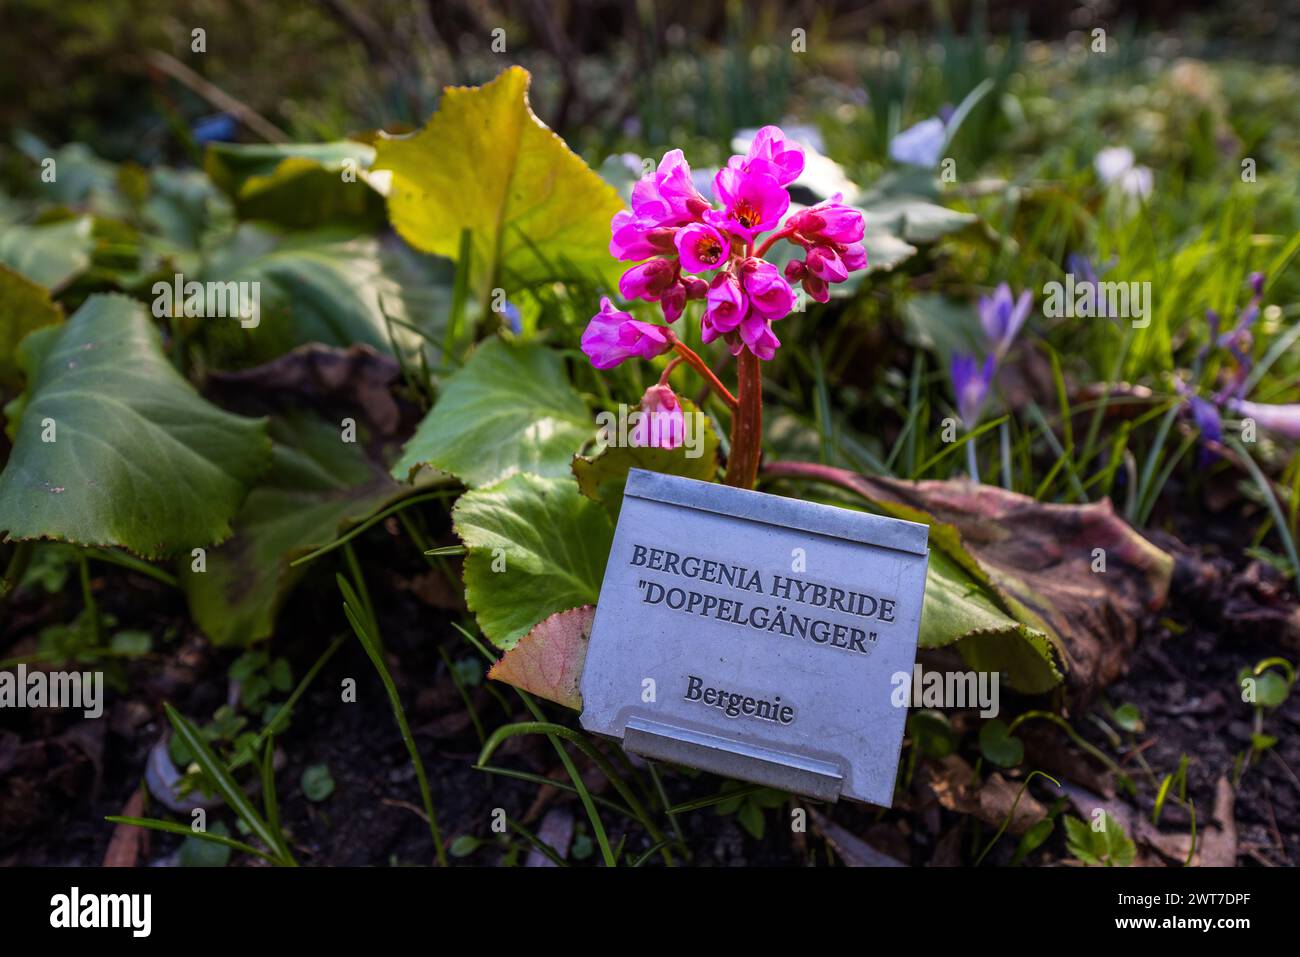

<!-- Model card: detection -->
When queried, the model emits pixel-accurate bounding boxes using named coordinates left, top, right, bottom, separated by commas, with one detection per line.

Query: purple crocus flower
left=889, top=117, right=946, bottom=168
left=979, top=283, right=1033, bottom=360
left=580, top=298, right=673, bottom=370
left=1226, top=398, right=1300, bottom=440
left=950, top=353, right=996, bottom=428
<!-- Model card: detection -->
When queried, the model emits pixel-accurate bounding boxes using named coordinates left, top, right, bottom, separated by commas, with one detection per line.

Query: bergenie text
left=629, top=543, right=898, bottom=656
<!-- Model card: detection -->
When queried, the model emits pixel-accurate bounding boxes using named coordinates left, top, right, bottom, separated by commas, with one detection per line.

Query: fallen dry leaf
left=809, top=809, right=906, bottom=867
left=207, top=342, right=403, bottom=435
left=487, top=605, right=594, bottom=710
left=923, top=754, right=1048, bottom=836
left=103, top=788, right=147, bottom=867
left=1062, top=778, right=1236, bottom=866
left=766, top=464, right=1174, bottom=703
left=524, top=807, right=574, bottom=867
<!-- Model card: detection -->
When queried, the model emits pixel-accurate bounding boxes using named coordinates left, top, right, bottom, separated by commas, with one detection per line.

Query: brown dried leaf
left=772, top=465, right=1174, bottom=703
left=808, top=809, right=906, bottom=867
left=103, top=788, right=147, bottom=867
left=924, top=754, right=1047, bottom=836
left=207, top=342, right=402, bottom=435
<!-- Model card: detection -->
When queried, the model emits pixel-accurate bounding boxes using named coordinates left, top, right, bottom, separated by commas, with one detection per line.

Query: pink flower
left=788, top=195, right=865, bottom=246
left=660, top=281, right=687, bottom=323
left=675, top=222, right=731, bottom=274
left=619, top=259, right=677, bottom=302
left=806, top=245, right=848, bottom=283
left=609, top=211, right=674, bottom=261
left=631, top=383, right=684, bottom=449
left=708, top=166, right=789, bottom=242
left=580, top=298, right=673, bottom=370
left=785, top=259, right=829, bottom=303
left=702, top=272, right=747, bottom=342
left=732, top=125, right=805, bottom=187
left=738, top=313, right=781, bottom=361
left=630, top=149, right=711, bottom=227
left=740, top=258, right=795, bottom=320
left=840, top=242, right=867, bottom=272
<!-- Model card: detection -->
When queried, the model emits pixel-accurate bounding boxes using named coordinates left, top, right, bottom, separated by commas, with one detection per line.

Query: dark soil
left=2, top=508, right=1298, bottom=867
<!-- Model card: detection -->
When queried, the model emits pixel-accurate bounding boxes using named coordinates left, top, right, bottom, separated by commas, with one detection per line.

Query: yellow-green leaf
left=373, top=66, right=623, bottom=299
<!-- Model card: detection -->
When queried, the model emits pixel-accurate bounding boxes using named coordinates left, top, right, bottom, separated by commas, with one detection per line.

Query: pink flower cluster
left=581, top=126, right=867, bottom=368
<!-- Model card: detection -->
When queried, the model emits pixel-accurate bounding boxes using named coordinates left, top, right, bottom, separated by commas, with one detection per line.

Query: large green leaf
left=205, top=141, right=384, bottom=230
left=0, top=217, right=93, bottom=291
left=393, top=336, right=590, bottom=487
left=453, top=474, right=614, bottom=649
left=182, top=413, right=408, bottom=646
left=0, top=264, right=63, bottom=390
left=374, top=66, right=624, bottom=299
left=0, top=294, right=270, bottom=558
left=196, top=224, right=451, bottom=366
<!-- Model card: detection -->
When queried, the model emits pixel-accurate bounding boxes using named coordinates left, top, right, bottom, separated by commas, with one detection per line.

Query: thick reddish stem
left=724, top=349, right=763, bottom=489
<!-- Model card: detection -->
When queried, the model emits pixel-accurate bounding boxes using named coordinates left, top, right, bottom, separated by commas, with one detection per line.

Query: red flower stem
left=658, top=355, right=684, bottom=386
left=754, top=227, right=794, bottom=260
left=724, top=349, right=763, bottom=489
left=671, top=341, right=738, bottom=409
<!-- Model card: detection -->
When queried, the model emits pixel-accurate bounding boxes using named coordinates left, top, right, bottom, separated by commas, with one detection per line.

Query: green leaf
left=1064, top=812, right=1136, bottom=867
left=1112, top=703, right=1144, bottom=732
left=204, top=141, right=384, bottom=230
left=0, top=264, right=63, bottom=390
left=300, top=763, right=336, bottom=802
left=1255, top=671, right=1290, bottom=708
left=0, top=295, right=271, bottom=558
left=907, top=709, right=957, bottom=759
left=394, top=337, right=590, bottom=486
left=373, top=66, right=625, bottom=299
left=914, top=546, right=1062, bottom=693
left=180, top=821, right=233, bottom=867
left=106, top=815, right=272, bottom=864
left=0, top=217, right=93, bottom=291
left=453, top=473, right=614, bottom=649
left=979, top=719, right=1025, bottom=767
left=196, top=224, right=451, bottom=367
left=449, top=835, right=482, bottom=858
left=163, top=703, right=294, bottom=865
left=182, top=412, right=407, bottom=646
left=572, top=397, right=720, bottom=512
left=1011, top=818, right=1054, bottom=865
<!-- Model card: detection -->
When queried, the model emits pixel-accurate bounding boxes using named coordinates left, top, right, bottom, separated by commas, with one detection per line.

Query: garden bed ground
left=4, top=506, right=1297, bottom=868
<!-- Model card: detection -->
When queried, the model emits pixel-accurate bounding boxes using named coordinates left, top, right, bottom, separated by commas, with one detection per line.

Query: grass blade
left=341, top=592, right=447, bottom=865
